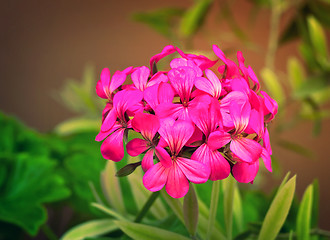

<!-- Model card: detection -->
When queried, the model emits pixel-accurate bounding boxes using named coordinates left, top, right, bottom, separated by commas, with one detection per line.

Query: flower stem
left=134, top=191, right=160, bottom=223
left=206, top=180, right=220, bottom=240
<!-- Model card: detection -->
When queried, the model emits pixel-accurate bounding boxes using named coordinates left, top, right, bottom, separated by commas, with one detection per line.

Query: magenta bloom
left=95, top=45, right=278, bottom=197
left=95, top=89, right=143, bottom=162
left=96, top=67, right=132, bottom=100
left=143, top=119, right=210, bottom=198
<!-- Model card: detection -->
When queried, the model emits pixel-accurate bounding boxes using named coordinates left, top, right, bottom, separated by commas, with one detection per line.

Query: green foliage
left=114, top=220, right=191, bottom=240
left=61, top=219, right=117, bottom=240
left=183, top=184, right=198, bottom=237
left=179, top=0, right=213, bottom=38
left=0, top=113, right=70, bottom=236
left=260, top=68, right=285, bottom=106
left=132, top=8, right=184, bottom=39
left=296, top=184, right=313, bottom=240
left=258, top=175, right=296, bottom=240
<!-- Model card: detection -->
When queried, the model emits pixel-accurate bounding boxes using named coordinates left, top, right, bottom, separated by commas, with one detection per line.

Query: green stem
left=41, top=224, right=58, bottom=240
left=134, top=191, right=160, bottom=223
left=206, top=180, right=220, bottom=240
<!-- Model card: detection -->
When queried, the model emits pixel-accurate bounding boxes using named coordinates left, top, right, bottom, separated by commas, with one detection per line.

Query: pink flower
left=208, top=101, right=263, bottom=165
left=190, top=98, right=231, bottom=181
left=96, top=67, right=133, bottom=100
left=95, top=89, right=143, bottom=162
left=143, top=119, right=210, bottom=198
left=126, top=113, right=160, bottom=171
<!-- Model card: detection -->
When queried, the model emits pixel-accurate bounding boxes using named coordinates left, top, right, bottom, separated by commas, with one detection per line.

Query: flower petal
left=176, top=157, right=210, bottom=184
left=207, top=130, right=231, bottom=150
left=131, top=66, right=150, bottom=91
left=143, top=162, right=168, bottom=192
left=142, top=149, right=155, bottom=172
left=261, top=148, right=272, bottom=172
left=96, top=80, right=108, bottom=99
left=109, top=71, right=126, bottom=93
left=132, top=112, right=160, bottom=141
left=191, top=144, right=230, bottom=181
left=158, top=119, right=195, bottom=154
left=230, top=101, right=251, bottom=134
left=155, top=146, right=173, bottom=168
left=96, top=123, right=121, bottom=142
left=232, top=161, right=259, bottom=183
left=230, top=138, right=262, bottom=163
left=100, top=68, right=111, bottom=91
left=149, top=45, right=177, bottom=69
left=100, top=129, right=125, bottom=162
left=126, top=138, right=149, bottom=157
left=101, top=108, right=117, bottom=132
left=166, top=163, right=189, bottom=198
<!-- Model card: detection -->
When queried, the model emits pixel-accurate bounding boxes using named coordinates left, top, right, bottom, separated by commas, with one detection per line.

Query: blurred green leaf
left=55, top=118, right=100, bottom=136
left=62, top=132, right=106, bottom=215
left=293, top=76, right=329, bottom=99
left=311, top=179, right=319, bottom=228
left=101, top=161, right=126, bottom=214
left=179, top=0, right=213, bottom=38
left=296, top=184, right=313, bottom=240
left=258, top=175, right=296, bottom=240
left=233, top=185, right=244, bottom=233
left=133, top=8, right=184, bottom=38
left=55, top=65, right=103, bottom=117
left=307, top=15, right=329, bottom=65
left=287, top=57, right=306, bottom=91
left=114, top=220, right=191, bottom=240
left=223, top=176, right=235, bottom=240
left=183, top=184, right=198, bottom=237
left=91, top=203, right=127, bottom=221
left=261, top=68, right=285, bottom=105
left=0, top=155, right=70, bottom=236
left=277, top=139, right=314, bottom=159
left=61, top=219, right=117, bottom=240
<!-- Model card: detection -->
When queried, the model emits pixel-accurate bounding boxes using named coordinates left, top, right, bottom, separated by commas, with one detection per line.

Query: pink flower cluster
left=95, top=45, right=278, bottom=198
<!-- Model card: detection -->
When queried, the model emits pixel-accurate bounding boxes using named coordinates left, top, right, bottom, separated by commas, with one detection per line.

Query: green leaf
left=101, top=161, right=126, bottom=214
left=91, top=203, right=127, bottom=221
left=206, top=180, right=221, bottom=240
left=55, top=65, right=102, bottom=116
left=293, top=76, right=329, bottom=99
left=0, top=155, right=70, bottom=236
left=287, top=57, right=306, bottom=91
left=183, top=184, right=199, bottom=237
left=179, top=0, right=213, bottom=38
left=258, top=175, right=296, bottom=240
left=223, top=176, right=235, bottom=240
left=55, top=118, right=100, bottom=136
left=114, top=220, right=191, bottom=240
left=296, top=184, right=313, bottom=240
left=260, top=68, right=285, bottom=105
left=61, top=219, right=117, bottom=240
left=311, top=179, right=319, bottom=228
left=132, top=8, right=184, bottom=38
left=233, top=185, right=244, bottom=233
left=307, top=15, right=328, bottom=64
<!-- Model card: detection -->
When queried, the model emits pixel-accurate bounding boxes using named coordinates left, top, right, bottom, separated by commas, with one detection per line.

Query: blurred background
left=1, top=0, right=330, bottom=239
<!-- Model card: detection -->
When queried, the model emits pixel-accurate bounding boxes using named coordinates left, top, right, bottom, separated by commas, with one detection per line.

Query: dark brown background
left=1, top=0, right=329, bottom=230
